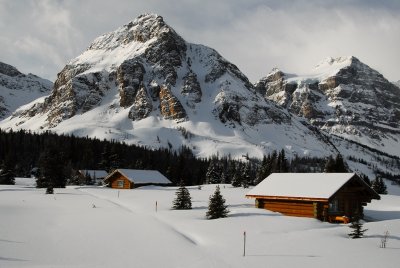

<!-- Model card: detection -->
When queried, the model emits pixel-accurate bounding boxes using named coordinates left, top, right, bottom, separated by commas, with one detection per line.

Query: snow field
left=1, top=181, right=400, bottom=267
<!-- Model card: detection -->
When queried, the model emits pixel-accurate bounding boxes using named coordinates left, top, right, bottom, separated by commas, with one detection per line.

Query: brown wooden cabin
left=246, top=173, right=380, bottom=223
left=103, top=169, right=172, bottom=189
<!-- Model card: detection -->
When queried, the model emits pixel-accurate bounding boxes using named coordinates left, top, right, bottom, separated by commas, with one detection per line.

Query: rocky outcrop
left=181, top=71, right=202, bottom=108
left=255, top=68, right=297, bottom=106
left=0, top=62, right=22, bottom=77
left=257, top=56, right=400, bottom=158
left=0, top=62, right=52, bottom=119
left=117, top=60, right=145, bottom=108
left=159, top=85, right=187, bottom=120
left=128, top=86, right=153, bottom=120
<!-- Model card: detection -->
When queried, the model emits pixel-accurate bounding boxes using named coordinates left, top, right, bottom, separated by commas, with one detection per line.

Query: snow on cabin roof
left=246, top=173, right=358, bottom=200
left=115, top=169, right=172, bottom=184
left=79, top=170, right=108, bottom=179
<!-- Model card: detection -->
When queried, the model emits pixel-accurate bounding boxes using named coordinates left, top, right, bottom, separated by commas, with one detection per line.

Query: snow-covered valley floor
left=1, top=179, right=400, bottom=267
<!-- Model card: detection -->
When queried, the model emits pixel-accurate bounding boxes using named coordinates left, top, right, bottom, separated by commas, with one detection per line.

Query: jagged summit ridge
left=88, top=14, right=178, bottom=50
left=0, top=62, right=52, bottom=119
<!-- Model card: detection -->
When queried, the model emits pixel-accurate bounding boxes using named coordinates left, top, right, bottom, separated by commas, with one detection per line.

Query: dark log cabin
left=103, top=169, right=172, bottom=189
left=246, top=173, right=380, bottom=223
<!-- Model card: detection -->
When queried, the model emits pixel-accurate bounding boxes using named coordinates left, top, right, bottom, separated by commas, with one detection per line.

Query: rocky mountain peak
left=88, top=13, right=183, bottom=51
left=0, top=62, right=52, bottom=119
left=0, top=62, right=22, bottom=77
left=256, top=56, right=400, bottom=160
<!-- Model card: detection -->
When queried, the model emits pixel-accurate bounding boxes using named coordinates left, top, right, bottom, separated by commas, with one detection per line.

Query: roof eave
left=245, top=194, right=329, bottom=202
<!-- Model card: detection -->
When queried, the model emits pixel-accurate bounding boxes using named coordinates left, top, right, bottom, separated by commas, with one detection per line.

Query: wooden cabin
left=77, top=170, right=108, bottom=185
left=246, top=173, right=380, bottom=223
left=103, top=169, right=172, bottom=189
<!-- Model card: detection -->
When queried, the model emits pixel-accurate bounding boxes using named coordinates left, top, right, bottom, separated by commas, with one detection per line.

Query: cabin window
left=117, top=180, right=124, bottom=188
left=329, top=199, right=339, bottom=212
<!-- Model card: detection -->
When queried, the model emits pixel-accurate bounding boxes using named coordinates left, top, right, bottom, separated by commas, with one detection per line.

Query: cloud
left=0, top=0, right=399, bottom=82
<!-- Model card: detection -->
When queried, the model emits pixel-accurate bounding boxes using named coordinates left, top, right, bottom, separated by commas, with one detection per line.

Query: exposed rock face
left=0, top=62, right=22, bottom=77
left=256, top=56, right=400, bottom=156
left=117, top=60, right=145, bottom=108
left=181, top=71, right=202, bottom=108
left=128, top=86, right=153, bottom=120
left=7, top=13, right=287, bottom=128
left=159, top=85, right=187, bottom=120
left=0, top=62, right=52, bottom=119
left=255, top=68, right=297, bottom=107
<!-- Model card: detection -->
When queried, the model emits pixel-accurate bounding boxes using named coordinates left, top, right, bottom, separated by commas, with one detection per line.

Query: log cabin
left=103, top=169, right=172, bottom=189
left=246, top=173, right=380, bottom=223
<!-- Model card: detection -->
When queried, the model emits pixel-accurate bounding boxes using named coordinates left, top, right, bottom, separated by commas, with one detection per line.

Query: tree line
left=0, top=129, right=392, bottom=194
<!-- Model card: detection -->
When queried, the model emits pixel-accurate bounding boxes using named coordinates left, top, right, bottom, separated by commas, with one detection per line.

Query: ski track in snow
left=76, top=186, right=201, bottom=246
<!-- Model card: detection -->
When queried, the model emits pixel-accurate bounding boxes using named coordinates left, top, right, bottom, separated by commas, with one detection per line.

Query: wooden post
left=243, top=231, right=246, bottom=257
left=156, top=201, right=158, bottom=212
left=118, top=190, right=120, bottom=198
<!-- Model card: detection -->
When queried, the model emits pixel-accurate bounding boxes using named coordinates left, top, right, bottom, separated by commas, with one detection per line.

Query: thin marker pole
left=243, top=231, right=246, bottom=257
left=156, top=201, right=158, bottom=212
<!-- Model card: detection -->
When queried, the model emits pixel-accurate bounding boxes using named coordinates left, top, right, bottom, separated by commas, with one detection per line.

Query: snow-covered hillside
left=1, top=181, right=399, bottom=267
left=0, top=62, right=52, bottom=119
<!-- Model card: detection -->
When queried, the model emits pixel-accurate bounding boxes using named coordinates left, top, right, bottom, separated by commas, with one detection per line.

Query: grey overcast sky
left=1, top=0, right=399, bottom=82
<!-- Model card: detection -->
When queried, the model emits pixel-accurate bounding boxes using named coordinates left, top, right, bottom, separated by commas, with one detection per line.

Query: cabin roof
left=246, top=173, right=377, bottom=200
left=79, top=170, right=108, bottom=179
left=106, top=169, right=172, bottom=184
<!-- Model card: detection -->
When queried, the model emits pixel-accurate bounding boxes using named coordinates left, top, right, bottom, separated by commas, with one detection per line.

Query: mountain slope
left=255, top=56, right=400, bottom=175
left=0, top=62, right=52, bottom=119
left=0, top=14, right=337, bottom=159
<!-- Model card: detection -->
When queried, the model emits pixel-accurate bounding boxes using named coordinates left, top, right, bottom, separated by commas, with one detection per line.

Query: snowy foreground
left=1, top=179, right=400, bottom=268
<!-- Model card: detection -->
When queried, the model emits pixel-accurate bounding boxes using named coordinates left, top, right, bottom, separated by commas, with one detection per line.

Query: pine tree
left=206, top=185, right=229, bottom=219
left=334, top=154, right=347, bottom=172
left=37, top=146, right=68, bottom=188
left=46, top=184, right=54, bottom=194
left=278, top=149, right=289, bottom=172
left=241, top=162, right=251, bottom=188
left=324, top=156, right=336, bottom=172
left=0, top=157, right=16, bottom=185
left=172, top=179, right=192, bottom=210
left=255, top=155, right=267, bottom=185
left=206, top=159, right=220, bottom=184
left=360, top=174, right=371, bottom=187
left=270, top=150, right=278, bottom=173
left=371, top=176, right=387, bottom=195
left=231, top=163, right=242, bottom=187
left=348, top=217, right=367, bottom=239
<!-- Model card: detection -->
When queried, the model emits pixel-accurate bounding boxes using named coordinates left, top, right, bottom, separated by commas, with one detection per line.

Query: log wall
left=109, top=173, right=132, bottom=189
left=259, top=199, right=317, bottom=218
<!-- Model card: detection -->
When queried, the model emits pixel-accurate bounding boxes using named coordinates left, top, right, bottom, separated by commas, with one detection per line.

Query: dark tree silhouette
left=206, top=185, right=229, bottom=219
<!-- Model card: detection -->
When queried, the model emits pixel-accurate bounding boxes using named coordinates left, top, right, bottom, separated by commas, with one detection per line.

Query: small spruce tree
left=172, top=179, right=192, bottom=210
left=348, top=217, right=367, bottom=239
left=206, top=185, right=229, bottom=219
left=46, top=181, right=54, bottom=194
left=371, top=176, right=387, bottom=195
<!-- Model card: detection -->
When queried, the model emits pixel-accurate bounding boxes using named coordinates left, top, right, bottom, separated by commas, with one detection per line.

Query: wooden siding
left=108, top=173, right=132, bottom=189
left=257, top=199, right=319, bottom=218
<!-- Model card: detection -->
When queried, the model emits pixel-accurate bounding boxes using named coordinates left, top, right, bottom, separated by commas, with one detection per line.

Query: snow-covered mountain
left=0, top=14, right=398, bottom=176
left=256, top=56, right=400, bottom=174
left=0, top=14, right=338, bottom=159
left=0, top=62, right=52, bottom=119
